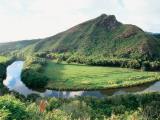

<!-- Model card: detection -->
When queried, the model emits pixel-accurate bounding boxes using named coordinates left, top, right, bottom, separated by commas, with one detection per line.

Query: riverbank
left=42, top=61, right=160, bottom=90
left=1, top=60, right=160, bottom=119
left=0, top=56, right=16, bottom=95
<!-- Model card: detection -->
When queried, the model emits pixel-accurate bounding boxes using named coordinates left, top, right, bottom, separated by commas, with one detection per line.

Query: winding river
left=3, top=61, right=160, bottom=98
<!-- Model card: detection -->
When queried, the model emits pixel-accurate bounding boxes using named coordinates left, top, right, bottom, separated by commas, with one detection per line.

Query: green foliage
left=0, top=56, right=8, bottom=63
left=0, top=56, right=10, bottom=79
left=1, top=14, right=160, bottom=62
left=141, top=101, right=160, bottom=119
left=46, top=98, right=62, bottom=111
left=0, top=63, right=6, bottom=79
left=0, top=40, right=40, bottom=55
left=21, top=56, right=49, bottom=89
left=60, top=100, right=92, bottom=120
left=0, top=14, right=160, bottom=120
left=0, top=109, right=11, bottom=120
left=81, top=93, right=160, bottom=119
left=0, top=93, right=160, bottom=120
left=0, top=95, right=28, bottom=120
left=66, top=56, right=142, bottom=69
left=24, top=15, right=160, bottom=60
left=25, top=56, right=47, bottom=67
left=45, top=110, right=71, bottom=120
left=22, top=69, right=48, bottom=89
left=141, top=61, right=160, bottom=71
left=0, top=56, right=16, bottom=95
left=112, top=105, right=126, bottom=114
left=153, top=33, right=160, bottom=39
left=26, top=103, right=46, bottom=120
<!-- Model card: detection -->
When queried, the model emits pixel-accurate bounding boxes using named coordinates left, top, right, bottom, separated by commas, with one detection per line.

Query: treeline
left=0, top=92, right=160, bottom=120
left=35, top=52, right=160, bottom=71
left=67, top=56, right=160, bottom=71
left=67, top=56, right=141, bottom=69
left=21, top=56, right=49, bottom=89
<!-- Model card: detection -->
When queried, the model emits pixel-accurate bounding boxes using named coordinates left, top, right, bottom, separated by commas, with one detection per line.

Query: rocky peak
left=96, top=14, right=122, bottom=30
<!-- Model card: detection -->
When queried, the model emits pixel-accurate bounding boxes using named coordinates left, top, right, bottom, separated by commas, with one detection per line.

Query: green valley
left=0, top=13, right=160, bottom=120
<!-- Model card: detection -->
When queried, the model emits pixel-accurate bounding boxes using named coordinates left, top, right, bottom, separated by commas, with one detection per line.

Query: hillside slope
left=0, top=40, right=40, bottom=55
left=22, top=14, right=160, bottom=59
left=1, top=14, right=160, bottom=59
left=152, top=33, right=160, bottom=39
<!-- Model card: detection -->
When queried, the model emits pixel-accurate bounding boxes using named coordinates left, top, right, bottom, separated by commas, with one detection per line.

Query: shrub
left=60, top=100, right=92, bottom=120
left=45, top=110, right=71, bottom=120
left=0, top=109, right=11, bottom=120
left=112, top=105, right=126, bottom=114
left=22, top=69, right=49, bottom=89
left=141, top=101, right=160, bottom=119
left=22, top=56, right=49, bottom=89
left=26, top=103, right=43, bottom=120
left=141, top=61, right=150, bottom=71
left=0, top=95, right=28, bottom=120
left=46, top=98, right=62, bottom=111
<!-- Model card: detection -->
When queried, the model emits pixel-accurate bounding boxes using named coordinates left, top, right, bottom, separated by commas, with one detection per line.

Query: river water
left=3, top=61, right=160, bottom=98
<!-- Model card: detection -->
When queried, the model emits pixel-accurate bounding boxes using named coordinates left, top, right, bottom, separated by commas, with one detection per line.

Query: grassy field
left=44, top=61, right=160, bottom=90
left=0, top=56, right=8, bottom=63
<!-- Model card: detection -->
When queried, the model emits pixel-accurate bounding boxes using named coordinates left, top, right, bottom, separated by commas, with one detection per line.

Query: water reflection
left=3, top=61, right=160, bottom=98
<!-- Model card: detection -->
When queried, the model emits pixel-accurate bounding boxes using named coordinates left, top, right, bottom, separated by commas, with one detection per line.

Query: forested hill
left=0, top=40, right=40, bottom=55
left=152, top=33, right=160, bottom=39
left=1, top=14, right=160, bottom=60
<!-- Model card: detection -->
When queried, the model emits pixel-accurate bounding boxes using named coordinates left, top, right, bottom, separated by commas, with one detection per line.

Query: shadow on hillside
left=46, top=62, right=65, bottom=83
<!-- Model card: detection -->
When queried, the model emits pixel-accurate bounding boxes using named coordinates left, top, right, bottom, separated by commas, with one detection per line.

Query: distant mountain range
left=0, top=14, right=160, bottom=60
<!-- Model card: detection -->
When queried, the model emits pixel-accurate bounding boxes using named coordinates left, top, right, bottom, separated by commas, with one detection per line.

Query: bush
left=46, top=98, right=62, bottom=111
left=0, top=95, right=28, bottom=120
left=0, top=109, right=11, bottom=120
left=60, top=100, right=92, bottom=120
left=22, top=56, right=49, bottom=89
left=112, top=105, right=126, bottom=114
left=45, top=110, right=71, bottom=120
left=142, top=101, right=160, bottom=119
left=26, top=103, right=43, bottom=120
left=0, top=63, right=6, bottom=78
left=142, top=61, right=151, bottom=71
left=22, top=69, right=49, bottom=89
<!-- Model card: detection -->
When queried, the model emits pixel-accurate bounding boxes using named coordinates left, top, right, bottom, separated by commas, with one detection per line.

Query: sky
left=0, top=0, right=160, bottom=43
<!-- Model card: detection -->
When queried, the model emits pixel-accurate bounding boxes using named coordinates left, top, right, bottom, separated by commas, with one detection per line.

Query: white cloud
left=0, top=0, right=159, bottom=43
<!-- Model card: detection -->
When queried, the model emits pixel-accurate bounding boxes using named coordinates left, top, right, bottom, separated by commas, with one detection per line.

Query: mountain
left=0, top=40, right=40, bottom=55
left=152, top=33, right=160, bottom=39
left=1, top=14, right=160, bottom=59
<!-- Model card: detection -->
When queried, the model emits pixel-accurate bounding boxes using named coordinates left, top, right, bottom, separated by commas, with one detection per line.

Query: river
left=3, top=61, right=160, bottom=98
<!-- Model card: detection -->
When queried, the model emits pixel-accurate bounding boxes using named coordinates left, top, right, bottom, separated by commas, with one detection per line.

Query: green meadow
left=44, top=61, right=160, bottom=90
left=0, top=56, right=8, bottom=63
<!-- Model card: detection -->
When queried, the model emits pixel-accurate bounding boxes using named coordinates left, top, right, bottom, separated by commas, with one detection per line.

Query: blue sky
left=0, top=0, right=160, bottom=42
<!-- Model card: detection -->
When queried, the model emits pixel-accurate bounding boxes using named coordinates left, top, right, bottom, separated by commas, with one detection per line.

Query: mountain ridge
left=0, top=14, right=160, bottom=60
